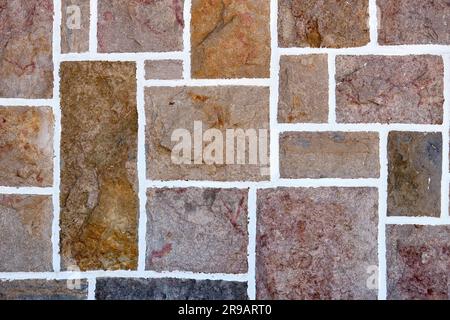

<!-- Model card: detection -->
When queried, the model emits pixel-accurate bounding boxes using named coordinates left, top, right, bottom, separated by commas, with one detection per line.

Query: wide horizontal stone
left=145, top=60, right=183, bottom=80
left=0, top=280, right=88, bottom=300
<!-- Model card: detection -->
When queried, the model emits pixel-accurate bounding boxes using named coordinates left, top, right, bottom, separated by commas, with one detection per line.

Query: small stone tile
left=257, top=187, right=378, bottom=300
left=387, top=225, right=450, bottom=300
left=61, top=0, right=90, bottom=53
left=97, top=0, right=184, bottom=53
left=145, top=86, right=270, bottom=181
left=388, top=132, right=442, bottom=217
left=278, top=55, right=328, bottom=123
left=191, top=0, right=270, bottom=78
left=0, top=0, right=53, bottom=98
left=145, top=60, right=183, bottom=80
left=0, top=280, right=88, bottom=300
left=60, top=61, right=138, bottom=271
left=278, top=0, right=370, bottom=48
left=146, top=188, right=248, bottom=273
left=0, top=195, right=52, bottom=272
left=336, top=55, right=444, bottom=124
left=280, top=132, right=380, bottom=179
left=0, top=107, right=54, bottom=187
left=378, top=0, right=450, bottom=45
left=95, top=278, right=248, bottom=300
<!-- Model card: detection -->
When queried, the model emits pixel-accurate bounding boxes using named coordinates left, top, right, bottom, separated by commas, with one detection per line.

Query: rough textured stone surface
left=280, top=132, right=380, bottom=179
left=145, top=60, right=183, bottom=80
left=278, top=0, right=369, bottom=48
left=378, top=0, right=450, bottom=45
left=388, top=132, right=442, bottom=217
left=0, top=107, right=54, bottom=187
left=257, top=188, right=378, bottom=300
left=145, top=86, right=270, bottom=181
left=0, top=0, right=53, bottom=98
left=146, top=188, right=248, bottom=273
left=387, top=225, right=450, bottom=300
left=0, top=195, right=52, bottom=272
left=191, top=0, right=270, bottom=78
left=0, top=280, right=88, bottom=300
left=97, top=0, right=184, bottom=53
left=336, top=55, right=444, bottom=124
left=61, top=0, right=90, bottom=53
left=96, top=278, right=248, bottom=300
left=60, top=62, right=138, bottom=271
left=278, top=55, right=328, bottom=123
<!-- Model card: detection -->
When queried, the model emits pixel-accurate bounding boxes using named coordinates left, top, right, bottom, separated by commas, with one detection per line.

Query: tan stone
left=61, top=0, right=90, bottom=53
left=145, top=60, right=183, bottom=80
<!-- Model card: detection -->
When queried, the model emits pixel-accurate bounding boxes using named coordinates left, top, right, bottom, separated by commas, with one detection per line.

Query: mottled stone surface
left=191, top=0, right=270, bottom=78
left=280, top=132, right=380, bottom=179
left=97, top=0, right=184, bottom=53
left=60, top=62, right=138, bottom=271
left=61, top=0, right=90, bottom=53
left=387, top=225, right=450, bottom=300
left=0, top=195, right=52, bottom=272
left=388, top=132, right=442, bottom=217
left=145, top=86, right=270, bottom=181
left=278, top=55, right=328, bottom=123
left=0, top=0, right=53, bottom=98
left=257, top=188, right=378, bottom=300
left=278, top=0, right=369, bottom=48
left=378, top=0, right=450, bottom=45
left=146, top=188, right=248, bottom=273
left=0, top=107, right=54, bottom=187
left=96, top=278, right=248, bottom=300
left=336, top=55, right=444, bottom=124
left=0, top=280, right=88, bottom=300
left=145, top=60, right=183, bottom=80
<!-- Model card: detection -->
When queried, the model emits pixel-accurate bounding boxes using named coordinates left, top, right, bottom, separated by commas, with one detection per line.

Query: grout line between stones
left=89, top=0, right=98, bottom=53
left=183, top=0, right=192, bottom=80
left=87, top=277, right=96, bottom=300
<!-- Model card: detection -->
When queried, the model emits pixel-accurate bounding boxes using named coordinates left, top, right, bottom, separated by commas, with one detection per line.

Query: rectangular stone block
left=388, top=132, right=442, bottom=217
left=145, top=86, right=270, bottom=181
left=60, top=61, right=138, bottom=271
left=278, top=0, right=369, bottom=48
left=146, top=188, right=248, bottom=273
left=280, top=132, right=380, bottom=179
left=336, top=55, right=444, bottom=124
left=0, top=280, right=88, bottom=300
left=0, top=0, right=53, bottom=98
left=97, top=0, right=184, bottom=52
left=0, top=195, right=52, bottom=272
left=278, top=55, right=328, bottom=123
left=387, top=225, right=450, bottom=300
left=0, top=106, right=54, bottom=187
left=191, top=0, right=270, bottom=78
left=257, top=187, right=378, bottom=300
left=95, top=278, right=248, bottom=300
left=378, top=0, right=450, bottom=45
left=145, top=60, right=183, bottom=80
left=61, top=0, right=90, bottom=53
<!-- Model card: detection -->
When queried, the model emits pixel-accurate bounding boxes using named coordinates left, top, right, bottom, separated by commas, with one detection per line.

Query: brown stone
left=0, top=195, right=52, bottom=272
left=280, top=132, right=380, bottom=179
left=61, top=0, right=90, bottom=53
left=146, top=188, right=248, bottom=273
left=145, top=60, right=183, bottom=80
left=388, top=132, right=442, bottom=217
left=278, top=0, right=370, bottom=48
left=0, top=107, right=54, bottom=187
left=97, top=0, right=184, bottom=53
left=336, top=55, right=444, bottom=124
left=0, top=0, right=53, bottom=98
left=387, top=225, right=450, bottom=300
left=257, top=187, right=378, bottom=300
left=60, top=61, right=138, bottom=271
left=145, top=86, right=270, bottom=181
left=278, top=55, right=328, bottom=123
left=191, top=0, right=270, bottom=78
left=378, top=0, right=450, bottom=45
left=0, top=280, right=88, bottom=300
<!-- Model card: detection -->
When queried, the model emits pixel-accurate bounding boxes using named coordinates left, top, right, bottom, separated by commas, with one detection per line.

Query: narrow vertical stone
left=60, top=61, right=138, bottom=271
left=61, top=0, right=90, bottom=53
